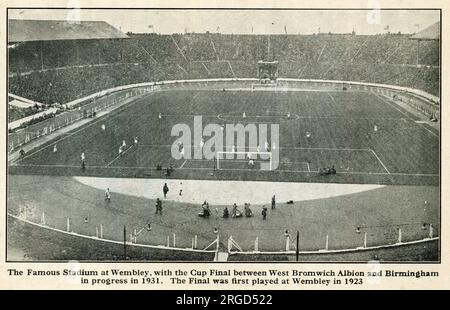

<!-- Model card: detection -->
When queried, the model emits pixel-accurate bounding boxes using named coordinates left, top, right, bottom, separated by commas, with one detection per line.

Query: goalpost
left=216, top=151, right=273, bottom=170
left=251, top=60, right=279, bottom=91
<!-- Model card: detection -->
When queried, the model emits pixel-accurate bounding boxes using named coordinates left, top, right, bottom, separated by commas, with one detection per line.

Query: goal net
left=216, top=151, right=273, bottom=171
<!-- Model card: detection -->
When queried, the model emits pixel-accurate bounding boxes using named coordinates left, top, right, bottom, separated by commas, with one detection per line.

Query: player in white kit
left=306, top=131, right=312, bottom=143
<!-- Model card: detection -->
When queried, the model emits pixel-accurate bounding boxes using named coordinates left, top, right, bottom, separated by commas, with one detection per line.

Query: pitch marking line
left=369, top=149, right=390, bottom=174
left=373, top=93, right=439, bottom=138
left=105, top=145, right=135, bottom=167
left=155, top=113, right=408, bottom=121
left=327, top=92, right=336, bottom=104
left=136, top=144, right=370, bottom=152
left=179, top=159, right=188, bottom=169
left=12, top=163, right=439, bottom=177
left=190, top=91, right=202, bottom=102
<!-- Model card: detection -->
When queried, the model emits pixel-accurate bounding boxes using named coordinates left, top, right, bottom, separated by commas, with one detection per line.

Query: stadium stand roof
left=8, top=19, right=129, bottom=43
left=409, top=21, right=440, bottom=40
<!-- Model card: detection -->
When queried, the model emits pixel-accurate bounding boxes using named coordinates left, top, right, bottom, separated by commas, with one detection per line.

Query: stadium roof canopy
left=8, top=19, right=129, bottom=43
left=409, top=21, right=440, bottom=41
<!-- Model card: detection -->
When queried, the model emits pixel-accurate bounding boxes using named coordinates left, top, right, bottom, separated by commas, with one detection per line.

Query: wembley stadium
left=7, top=12, right=440, bottom=262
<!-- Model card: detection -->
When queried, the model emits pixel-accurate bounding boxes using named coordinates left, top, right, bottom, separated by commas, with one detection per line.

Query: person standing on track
left=155, top=198, right=162, bottom=214
left=262, top=206, right=268, bottom=220
left=105, top=188, right=111, bottom=202
left=271, top=194, right=276, bottom=209
left=163, top=183, right=169, bottom=198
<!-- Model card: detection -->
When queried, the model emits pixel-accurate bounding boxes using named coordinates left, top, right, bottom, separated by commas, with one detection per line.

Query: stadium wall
left=8, top=78, right=439, bottom=154
left=227, top=234, right=438, bottom=262
left=7, top=213, right=438, bottom=262
left=227, top=237, right=439, bottom=261
left=7, top=214, right=216, bottom=261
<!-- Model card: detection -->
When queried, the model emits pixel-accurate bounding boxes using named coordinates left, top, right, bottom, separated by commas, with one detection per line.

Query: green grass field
left=10, top=90, right=439, bottom=185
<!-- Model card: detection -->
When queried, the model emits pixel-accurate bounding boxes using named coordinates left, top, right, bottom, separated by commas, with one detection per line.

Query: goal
left=257, top=60, right=278, bottom=82
left=216, top=151, right=273, bottom=170
left=251, top=60, right=279, bottom=91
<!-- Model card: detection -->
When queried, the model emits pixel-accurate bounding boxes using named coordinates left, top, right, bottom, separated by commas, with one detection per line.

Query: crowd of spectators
left=8, top=32, right=440, bottom=115
left=8, top=104, right=41, bottom=123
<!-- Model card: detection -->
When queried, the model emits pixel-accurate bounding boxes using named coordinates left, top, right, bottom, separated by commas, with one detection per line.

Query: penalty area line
left=105, top=145, right=135, bottom=167
left=369, top=149, right=390, bottom=174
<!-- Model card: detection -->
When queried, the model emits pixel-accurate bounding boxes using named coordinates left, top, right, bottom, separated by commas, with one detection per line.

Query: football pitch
left=10, top=89, right=439, bottom=186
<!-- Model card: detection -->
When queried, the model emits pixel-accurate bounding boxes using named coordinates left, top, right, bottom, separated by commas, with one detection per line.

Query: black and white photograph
left=6, top=6, right=440, bottom=265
